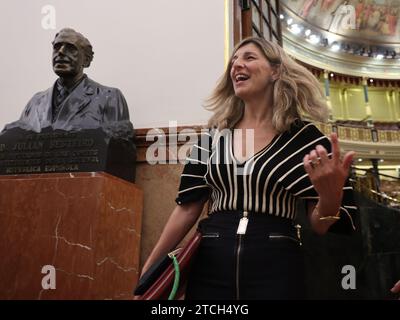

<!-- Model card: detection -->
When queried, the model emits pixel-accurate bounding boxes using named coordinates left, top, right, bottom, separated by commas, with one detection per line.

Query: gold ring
left=310, top=159, right=320, bottom=167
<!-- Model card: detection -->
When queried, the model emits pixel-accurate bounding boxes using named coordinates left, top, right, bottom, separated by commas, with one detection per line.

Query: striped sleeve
left=283, top=122, right=358, bottom=234
left=175, top=132, right=212, bottom=205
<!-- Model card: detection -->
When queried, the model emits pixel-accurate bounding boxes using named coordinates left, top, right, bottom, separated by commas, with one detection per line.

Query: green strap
left=168, top=255, right=180, bottom=300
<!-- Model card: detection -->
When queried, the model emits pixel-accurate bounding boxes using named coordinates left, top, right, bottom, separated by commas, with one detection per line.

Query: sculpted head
left=52, top=28, right=94, bottom=79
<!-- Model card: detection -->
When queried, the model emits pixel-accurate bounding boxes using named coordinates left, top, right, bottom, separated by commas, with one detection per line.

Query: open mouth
left=234, top=73, right=250, bottom=83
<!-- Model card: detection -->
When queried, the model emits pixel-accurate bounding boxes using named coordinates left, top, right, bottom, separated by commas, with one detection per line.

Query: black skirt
left=185, top=211, right=306, bottom=300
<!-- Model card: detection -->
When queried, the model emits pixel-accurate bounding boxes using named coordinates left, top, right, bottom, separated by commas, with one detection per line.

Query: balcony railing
left=315, top=121, right=400, bottom=144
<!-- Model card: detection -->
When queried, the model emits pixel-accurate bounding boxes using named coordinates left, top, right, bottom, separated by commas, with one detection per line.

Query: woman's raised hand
left=303, top=133, right=355, bottom=209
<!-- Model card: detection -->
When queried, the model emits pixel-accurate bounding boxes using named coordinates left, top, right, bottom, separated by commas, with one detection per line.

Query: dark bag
left=134, top=231, right=202, bottom=300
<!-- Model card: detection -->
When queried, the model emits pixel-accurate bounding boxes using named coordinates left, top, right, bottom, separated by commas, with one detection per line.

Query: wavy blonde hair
left=205, top=37, right=328, bottom=132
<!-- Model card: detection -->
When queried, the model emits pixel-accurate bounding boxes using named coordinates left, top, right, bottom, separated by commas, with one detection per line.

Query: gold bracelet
left=314, top=205, right=341, bottom=221
left=319, top=215, right=341, bottom=221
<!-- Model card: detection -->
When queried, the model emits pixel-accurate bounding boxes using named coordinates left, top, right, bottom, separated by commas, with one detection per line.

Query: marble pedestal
left=0, top=172, right=142, bottom=299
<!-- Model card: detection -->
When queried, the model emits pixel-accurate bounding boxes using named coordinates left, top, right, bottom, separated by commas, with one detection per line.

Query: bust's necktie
left=53, top=85, right=68, bottom=122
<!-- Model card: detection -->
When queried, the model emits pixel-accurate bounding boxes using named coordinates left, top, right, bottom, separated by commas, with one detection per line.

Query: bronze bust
left=4, top=28, right=131, bottom=132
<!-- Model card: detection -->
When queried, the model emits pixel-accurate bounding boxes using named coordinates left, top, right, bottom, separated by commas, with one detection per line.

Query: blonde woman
left=140, top=37, right=357, bottom=299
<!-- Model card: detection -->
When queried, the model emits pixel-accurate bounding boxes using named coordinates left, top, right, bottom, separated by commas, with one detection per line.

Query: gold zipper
left=268, top=234, right=301, bottom=245
left=202, top=233, right=219, bottom=238
left=295, top=224, right=302, bottom=246
left=236, top=211, right=249, bottom=234
left=235, top=211, right=248, bottom=300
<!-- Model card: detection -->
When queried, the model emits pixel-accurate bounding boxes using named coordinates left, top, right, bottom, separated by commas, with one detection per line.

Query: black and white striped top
left=176, top=121, right=357, bottom=232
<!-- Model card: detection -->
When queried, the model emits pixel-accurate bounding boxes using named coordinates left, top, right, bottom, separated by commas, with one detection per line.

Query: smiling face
left=52, top=32, right=86, bottom=79
left=230, top=43, right=278, bottom=102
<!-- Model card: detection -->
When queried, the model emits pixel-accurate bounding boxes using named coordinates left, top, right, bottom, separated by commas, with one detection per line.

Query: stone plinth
left=0, top=172, right=142, bottom=299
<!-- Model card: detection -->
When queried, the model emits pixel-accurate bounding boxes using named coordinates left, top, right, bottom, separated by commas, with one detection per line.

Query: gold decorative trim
left=283, top=32, right=400, bottom=79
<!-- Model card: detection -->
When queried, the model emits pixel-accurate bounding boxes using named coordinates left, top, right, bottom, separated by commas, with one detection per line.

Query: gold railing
left=315, top=122, right=400, bottom=144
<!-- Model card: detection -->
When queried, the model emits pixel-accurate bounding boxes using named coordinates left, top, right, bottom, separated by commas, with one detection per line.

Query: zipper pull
left=237, top=211, right=249, bottom=235
left=294, top=224, right=302, bottom=246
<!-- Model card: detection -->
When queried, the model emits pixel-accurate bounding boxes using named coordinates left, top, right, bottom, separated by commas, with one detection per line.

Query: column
left=362, top=77, right=373, bottom=126
left=324, top=70, right=333, bottom=121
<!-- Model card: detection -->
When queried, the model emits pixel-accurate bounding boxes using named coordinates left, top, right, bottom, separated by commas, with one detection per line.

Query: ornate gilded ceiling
left=280, top=0, right=400, bottom=78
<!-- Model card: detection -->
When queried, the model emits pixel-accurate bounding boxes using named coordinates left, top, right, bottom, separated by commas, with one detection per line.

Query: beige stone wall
left=134, top=127, right=209, bottom=269
left=134, top=162, right=183, bottom=267
left=135, top=160, right=209, bottom=270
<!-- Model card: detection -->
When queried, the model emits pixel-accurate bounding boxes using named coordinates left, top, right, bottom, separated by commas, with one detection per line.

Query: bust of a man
left=4, top=28, right=131, bottom=133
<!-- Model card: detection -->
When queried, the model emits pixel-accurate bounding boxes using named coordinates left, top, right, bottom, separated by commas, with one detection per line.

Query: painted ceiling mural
left=282, top=0, right=400, bottom=43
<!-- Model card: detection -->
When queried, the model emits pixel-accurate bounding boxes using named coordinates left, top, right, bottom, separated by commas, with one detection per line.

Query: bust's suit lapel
left=35, top=85, right=54, bottom=130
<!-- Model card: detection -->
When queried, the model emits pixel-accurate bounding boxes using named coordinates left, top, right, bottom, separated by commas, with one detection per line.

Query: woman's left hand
left=391, top=280, right=400, bottom=299
left=303, top=133, right=355, bottom=208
